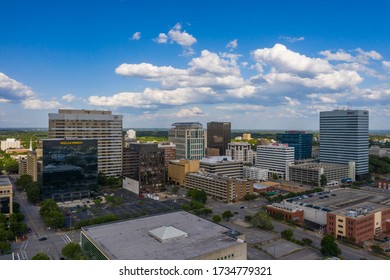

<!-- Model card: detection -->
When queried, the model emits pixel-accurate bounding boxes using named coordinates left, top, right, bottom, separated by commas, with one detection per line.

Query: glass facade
left=207, top=122, right=231, bottom=156
left=80, top=232, right=108, bottom=260
left=276, top=131, right=313, bottom=160
left=42, top=139, right=98, bottom=201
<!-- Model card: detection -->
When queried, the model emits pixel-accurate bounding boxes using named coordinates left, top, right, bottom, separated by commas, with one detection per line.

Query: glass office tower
left=276, top=131, right=313, bottom=160
left=207, top=122, right=231, bottom=156
left=42, top=139, right=98, bottom=201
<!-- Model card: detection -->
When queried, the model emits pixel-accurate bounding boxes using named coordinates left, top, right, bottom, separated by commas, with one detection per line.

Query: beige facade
left=26, top=151, right=38, bottom=181
left=185, top=172, right=253, bottom=203
left=0, top=176, right=13, bottom=216
left=168, top=159, right=199, bottom=186
left=48, top=109, right=123, bottom=177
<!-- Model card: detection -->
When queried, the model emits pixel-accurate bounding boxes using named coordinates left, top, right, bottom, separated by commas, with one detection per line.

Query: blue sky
left=1, top=0, right=390, bottom=129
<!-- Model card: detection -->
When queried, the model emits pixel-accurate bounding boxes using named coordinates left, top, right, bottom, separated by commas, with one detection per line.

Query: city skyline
left=1, top=0, right=390, bottom=129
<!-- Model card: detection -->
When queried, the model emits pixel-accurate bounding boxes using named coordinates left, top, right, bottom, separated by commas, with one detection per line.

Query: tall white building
left=1, top=138, right=21, bottom=151
left=319, top=109, right=369, bottom=179
left=48, top=109, right=123, bottom=177
left=226, top=142, right=256, bottom=165
left=256, top=144, right=294, bottom=179
left=243, top=166, right=269, bottom=181
left=168, top=122, right=206, bottom=160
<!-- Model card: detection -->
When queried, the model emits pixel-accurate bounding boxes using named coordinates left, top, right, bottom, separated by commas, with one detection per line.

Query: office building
left=80, top=211, right=247, bottom=260
left=287, top=162, right=355, bottom=187
left=1, top=138, right=21, bottom=151
left=276, top=131, right=313, bottom=160
left=168, top=159, right=200, bottom=186
left=185, top=172, right=253, bottom=203
left=200, top=156, right=243, bottom=178
left=207, top=122, right=231, bottom=156
left=243, top=166, right=269, bottom=181
left=319, top=109, right=369, bottom=179
left=0, top=176, right=13, bottom=216
left=168, top=122, right=206, bottom=160
left=226, top=142, right=256, bottom=165
left=256, top=144, right=294, bottom=179
left=158, top=142, right=176, bottom=168
left=42, top=139, right=98, bottom=201
left=265, top=203, right=304, bottom=224
left=48, top=109, right=123, bottom=177
left=122, top=143, right=165, bottom=194
left=327, top=203, right=390, bottom=243
left=375, top=178, right=390, bottom=190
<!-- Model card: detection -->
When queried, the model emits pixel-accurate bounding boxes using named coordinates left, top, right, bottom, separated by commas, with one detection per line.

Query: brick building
left=265, top=203, right=304, bottom=224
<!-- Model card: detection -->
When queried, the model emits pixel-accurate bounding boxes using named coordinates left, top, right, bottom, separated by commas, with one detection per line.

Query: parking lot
left=62, top=188, right=187, bottom=228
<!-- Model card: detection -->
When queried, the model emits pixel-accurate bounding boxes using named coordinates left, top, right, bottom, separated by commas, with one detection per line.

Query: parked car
left=38, top=237, right=47, bottom=241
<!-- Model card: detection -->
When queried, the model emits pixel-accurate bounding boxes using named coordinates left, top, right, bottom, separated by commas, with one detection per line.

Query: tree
left=244, top=193, right=257, bottom=201
left=281, top=229, right=294, bottom=240
left=44, top=211, right=65, bottom=229
left=172, top=185, right=180, bottom=194
left=272, top=173, right=279, bottom=180
left=371, top=244, right=385, bottom=255
left=0, top=241, right=11, bottom=255
left=39, top=199, right=59, bottom=217
left=212, top=215, right=222, bottom=223
left=61, top=243, right=86, bottom=260
left=320, top=174, right=328, bottom=188
left=4, top=159, right=18, bottom=173
left=222, top=210, right=234, bottom=221
left=302, top=238, right=313, bottom=246
left=320, top=235, right=341, bottom=257
left=251, top=212, right=274, bottom=230
left=32, top=252, right=50, bottom=260
left=26, top=182, right=41, bottom=204
left=187, top=189, right=207, bottom=204
left=202, top=208, right=213, bottom=216
left=15, top=175, right=33, bottom=191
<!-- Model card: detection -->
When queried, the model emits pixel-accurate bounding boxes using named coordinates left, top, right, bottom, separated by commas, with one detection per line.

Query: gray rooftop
left=82, top=211, right=241, bottom=260
left=0, top=176, right=11, bottom=188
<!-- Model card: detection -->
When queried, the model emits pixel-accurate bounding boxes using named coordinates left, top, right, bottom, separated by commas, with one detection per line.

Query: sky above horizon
left=1, top=0, right=390, bottom=129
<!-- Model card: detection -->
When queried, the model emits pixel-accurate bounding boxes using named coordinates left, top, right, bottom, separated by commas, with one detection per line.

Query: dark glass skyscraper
left=207, top=122, right=231, bottom=156
left=276, top=131, right=313, bottom=160
left=42, top=139, right=98, bottom=201
left=319, top=109, right=369, bottom=178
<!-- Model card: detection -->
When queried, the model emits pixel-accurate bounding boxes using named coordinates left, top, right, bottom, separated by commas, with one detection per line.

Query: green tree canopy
left=212, top=215, right=222, bottom=223
left=32, top=252, right=50, bottom=260
left=320, top=174, right=328, bottom=188
left=26, top=182, right=41, bottom=204
left=61, top=243, right=86, bottom=260
left=281, top=229, right=294, bottom=240
left=187, top=189, right=207, bottom=204
left=251, top=212, right=274, bottom=230
left=222, top=210, right=234, bottom=221
left=15, top=175, right=33, bottom=191
left=0, top=241, right=11, bottom=255
left=320, top=235, right=341, bottom=257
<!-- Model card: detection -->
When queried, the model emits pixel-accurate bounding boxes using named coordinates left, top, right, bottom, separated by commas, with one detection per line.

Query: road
left=9, top=175, right=80, bottom=260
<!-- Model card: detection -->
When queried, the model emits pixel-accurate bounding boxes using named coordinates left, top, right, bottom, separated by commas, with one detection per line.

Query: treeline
left=369, top=155, right=390, bottom=175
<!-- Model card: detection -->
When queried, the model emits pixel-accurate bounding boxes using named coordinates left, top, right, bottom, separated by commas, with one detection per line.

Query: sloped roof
left=148, top=226, right=188, bottom=243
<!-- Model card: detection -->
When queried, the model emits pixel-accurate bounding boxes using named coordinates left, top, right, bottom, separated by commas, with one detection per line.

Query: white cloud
left=22, top=98, right=61, bottom=110
left=115, top=62, right=186, bottom=78
left=355, top=48, right=382, bottom=64
left=215, top=104, right=265, bottom=111
left=279, top=36, right=305, bottom=43
left=167, top=23, right=197, bottom=47
left=284, top=96, right=301, bottom=106
left=226, top=39, right=238, bottom=50
left=226, top=85, right=257, bottom=98
left=252, top=44, right=333, bottom=75
left=0, top=98, right=10, bottom=103
left=176, top=107, right=203, bottom=118
left=383, top=61, right=390, bottom=71
left=62, top=93, right=77, bottom=102
left=155, top=33, right=168, bottom=44
left=0, top=72, right=35, bottom=100
left=131, top=32, right=141, bottom=40
left=319, top=49, right=353, bottom=61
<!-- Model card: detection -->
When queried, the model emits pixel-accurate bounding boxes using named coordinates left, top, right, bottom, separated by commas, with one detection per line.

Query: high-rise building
left=207, top=122, right=231, bottom=156
left=122, top=143, right=165, bottom=193
left=168, top=122, right=206, bottom=160
left=276, top=131, right=313, bottom=160
left=158, top=142, right=176, bottom=168
left=42, top=139, right=98, bottom=201
left=256, top=144, right=295, bottom=179
left=48, top=109, right=123, bottom=177
left=200, top=156, right=243, bottom=178
left=319, top=109, right=369, bottom=179
left=226, top=142, right=256, bottom=165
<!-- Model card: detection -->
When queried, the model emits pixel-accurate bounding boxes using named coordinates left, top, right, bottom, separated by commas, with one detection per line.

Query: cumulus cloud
left=252, top=44, right=333, bottom=75
left=226, top=39, right=238, bottom=50
left=176, top=107, right=203, bottom=118
left=383, top=61, right=390, bottom=71
left=167, top=23, right=197, bottom=46
left=226, top=85, right=257, bottom=98
left=0, top=98, right=10, bottom=103
left=62, top=93, right=77, bottom=102
left=215, top=104, right=265, bottom=111
left=284, top=96, right=301, bottom=106
left=319, top=49, right=353, bottom=61
left=279, top=36, right=305, bottom=43
left=0, top=72, right=35, bottom=100
left=356, top=48, right=382, bottom=64
left=155, top=33, right=168, bottom=44
left=131, top=32, right=141, bottom=40
left=22, top=98, right=61, bottom=110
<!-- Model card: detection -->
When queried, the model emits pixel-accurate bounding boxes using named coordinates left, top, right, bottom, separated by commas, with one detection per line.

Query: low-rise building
left=375, top=178, right=390, bottom=190
left=287, top=162, right=355, bottom=187
left=265, top=203, right=304, bottom=224
left=168, top=159, right=199, bottom=186
left=243, top=166, right=268, bottom=181
left=80, top=211, right=247, bottom=260
left=200, top=156, right=243, bottom=178
left=1, top=138, right=21, bottom=151
left=185, top=172, right=253, bottom=203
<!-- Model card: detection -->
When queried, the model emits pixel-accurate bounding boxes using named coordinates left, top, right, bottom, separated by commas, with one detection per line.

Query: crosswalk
left=61, top=233, right=72, bottom=244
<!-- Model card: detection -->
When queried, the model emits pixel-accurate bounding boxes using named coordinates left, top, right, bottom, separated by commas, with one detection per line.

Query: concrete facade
left=226, top=142, right=256, bottom=165
left=0, top=176, right=13, bottom=216
left=168, top=159, right=200, bottom=186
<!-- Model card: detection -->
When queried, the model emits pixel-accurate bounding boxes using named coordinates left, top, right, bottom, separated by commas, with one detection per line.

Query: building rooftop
left=171, top=122, right=203, bottom=128
left=0, top=176, right=12, bottom=188
left=200, top=156, right=241, bottom=164
left=82, top=211, right=243, bottom=260
left=332, top=202, right=387, bottom=218
left=290, top=162, right=350, bottom=171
